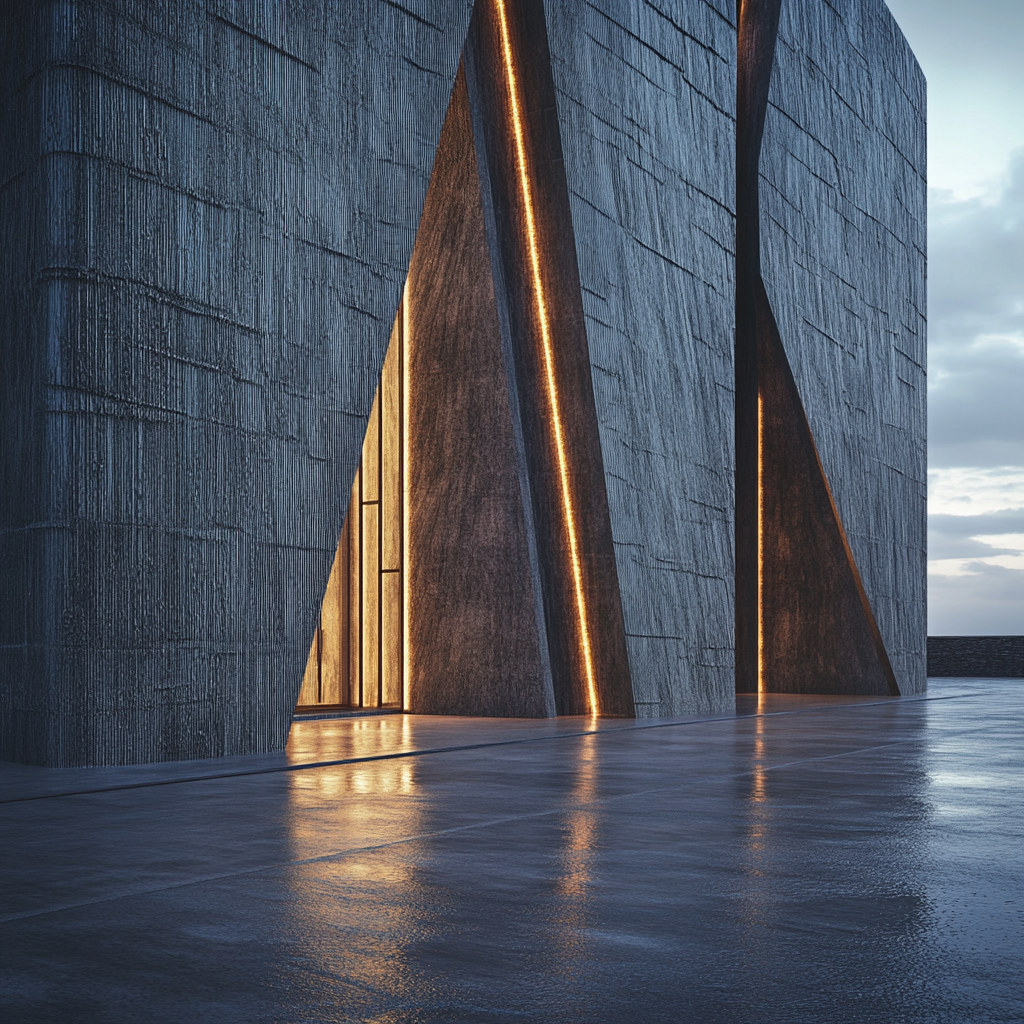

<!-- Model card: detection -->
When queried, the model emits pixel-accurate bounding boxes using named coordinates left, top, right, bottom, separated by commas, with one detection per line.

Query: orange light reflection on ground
left=740, top=695, right=771, bottom=944
left=549, top=732, right=600, bottom=970
left=493, top=0, right=599, bottom=716
left=558, top=733, right=598, bottom=898
left=751, top=691, right=767, bottom=803
left=286, top=716, right=420, bottom=992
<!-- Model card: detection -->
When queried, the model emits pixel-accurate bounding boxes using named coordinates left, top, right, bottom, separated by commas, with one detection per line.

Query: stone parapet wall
left=927, top=637, right=1023, bottom=678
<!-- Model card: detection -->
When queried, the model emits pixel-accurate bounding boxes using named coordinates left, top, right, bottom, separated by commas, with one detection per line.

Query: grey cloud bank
left=887, top=0, right=1023, bottom=635
left=929, top=151, right=1024, bottom=471
left=926, top=155, right=1024, bottom=635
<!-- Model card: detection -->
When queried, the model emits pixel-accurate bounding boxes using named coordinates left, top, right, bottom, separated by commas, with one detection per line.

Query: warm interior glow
left=493, top=0, right=599, bottom=715
left=297, top=309, right=405, bottom=713
left=757, top=389, right=764, bottom=693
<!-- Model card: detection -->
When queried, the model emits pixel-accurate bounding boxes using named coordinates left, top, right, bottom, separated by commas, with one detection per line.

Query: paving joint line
left=0, top=690, right=983, bottom=805
left=0, top=734, right=930, bottom=924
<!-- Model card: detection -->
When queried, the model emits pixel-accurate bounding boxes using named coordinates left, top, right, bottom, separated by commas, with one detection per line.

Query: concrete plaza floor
left=1, top=679, right=1021, bottom=1023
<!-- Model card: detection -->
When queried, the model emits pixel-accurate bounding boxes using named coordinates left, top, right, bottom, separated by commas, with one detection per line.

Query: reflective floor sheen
left=2, top=681, right=1021, bottom=1023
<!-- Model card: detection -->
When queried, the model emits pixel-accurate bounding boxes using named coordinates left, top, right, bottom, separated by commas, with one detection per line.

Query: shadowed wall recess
left=297, top=2, right=635, bottom=721
left=735, top=0, right=899, bottom=696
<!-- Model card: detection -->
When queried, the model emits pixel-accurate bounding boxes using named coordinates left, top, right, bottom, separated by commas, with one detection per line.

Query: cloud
left=929, top=561, right=1024, bottom=634
left=928, top=150, right=1024, bottom=469
left=927, top=505, right=1024, bottom=633
left=929, top=467, right=1024, bottom=516
left=926, top=154, right=1024, bottom=635
left=929, top=507, right=1024, bottom=557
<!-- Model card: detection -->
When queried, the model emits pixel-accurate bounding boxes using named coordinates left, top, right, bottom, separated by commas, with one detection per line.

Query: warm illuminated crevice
left=757, top=390, right=764, bottom=694
left=401, top=282, right=411, bottom=712
left=737, top=0, right=898, bottom=696
left=493, top=0, right=599, bottom=715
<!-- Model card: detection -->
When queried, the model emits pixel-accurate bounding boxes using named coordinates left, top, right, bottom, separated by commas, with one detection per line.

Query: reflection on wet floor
left=284, top=735, right=426, bottom=1004
left=1, top=680, right=1020, bottom=1023
left=0, top=692, right=906, bottom=805
left=285, top=692, right=900, bottom=767
left=287, top=712, right=420, bottom=767
left=549, top=731, right=600, bottom=982
left=739, top=693, right=772, bottom=957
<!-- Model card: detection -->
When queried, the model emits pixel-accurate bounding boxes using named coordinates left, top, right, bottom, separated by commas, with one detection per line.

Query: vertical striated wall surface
left=759, top=0, right=927, bottom=695
left=544, top=0, right=738, bottom=714
left=0, top=0, right=471, bottom=765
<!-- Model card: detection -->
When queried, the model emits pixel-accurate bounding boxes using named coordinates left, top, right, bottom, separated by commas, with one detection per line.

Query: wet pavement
left=1, top=679, right=1021, bottom=1023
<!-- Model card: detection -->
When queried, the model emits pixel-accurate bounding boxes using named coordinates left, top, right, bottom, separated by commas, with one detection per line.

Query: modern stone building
left=0, top=0, right=926, bottom=767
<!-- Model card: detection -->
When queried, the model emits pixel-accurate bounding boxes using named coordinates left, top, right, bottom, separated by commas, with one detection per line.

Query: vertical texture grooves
left=0, top=1, right=474, bottom=766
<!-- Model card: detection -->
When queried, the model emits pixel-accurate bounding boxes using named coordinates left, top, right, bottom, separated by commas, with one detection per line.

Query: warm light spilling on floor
left=757, top=389, right=764, bottom=694
left=751, top=698, right=767, bottom=803
left=553, top=732, right=599, bottom=953
left=493, top=0, right=599, bottom=715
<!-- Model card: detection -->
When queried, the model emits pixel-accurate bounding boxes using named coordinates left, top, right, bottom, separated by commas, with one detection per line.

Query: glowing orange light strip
left=402, top=282, right=411, bottom=711
left=757, top=390, right=764, bottom=693
left=493, top=0, right=599, bottom=715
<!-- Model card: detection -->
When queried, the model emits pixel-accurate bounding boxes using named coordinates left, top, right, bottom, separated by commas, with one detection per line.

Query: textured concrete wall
left=0, top=0, right=471, bottom=765
left=759, top=0, right=927, bottom=694
left=544, top=0, right=738, bottom=715
left=464, top=0, right=635, bottom=718
left=927, top=637, right=1024, bottom=679
left=2, top=0, right=928, bottom=762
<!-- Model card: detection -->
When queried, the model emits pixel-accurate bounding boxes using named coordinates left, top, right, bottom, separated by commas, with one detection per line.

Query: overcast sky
left=883, top=0, right=1023, bottom=635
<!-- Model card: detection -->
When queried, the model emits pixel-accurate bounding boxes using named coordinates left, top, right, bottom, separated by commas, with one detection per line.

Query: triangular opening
left=756, top=281, right=899, bottom=696
left=295, top=0, right=635, bottom=720
left=295, top=60, right=556, bottom=718
left=735, top=0, right=898, bottom=696
left=295, top=308, right=405, bottom=713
